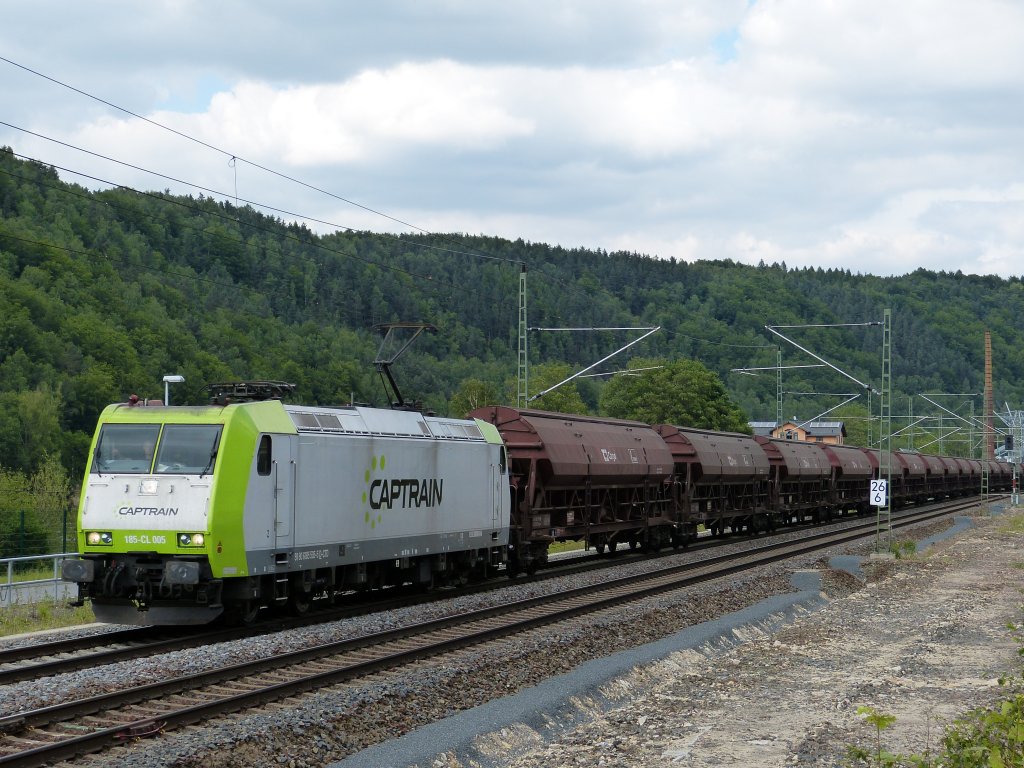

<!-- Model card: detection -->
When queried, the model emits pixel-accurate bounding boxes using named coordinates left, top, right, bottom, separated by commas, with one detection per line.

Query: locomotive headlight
left=177, top=532, right=206, bottom=548
left=86, top=531, right=113, bottom=546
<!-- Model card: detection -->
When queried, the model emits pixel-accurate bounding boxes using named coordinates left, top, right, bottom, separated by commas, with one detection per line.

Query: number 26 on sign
left=870, top=479, right=888, bottom=507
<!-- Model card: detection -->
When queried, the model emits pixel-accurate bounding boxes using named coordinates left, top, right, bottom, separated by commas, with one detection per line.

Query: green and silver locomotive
left=62, top=385, right=511, bottom=625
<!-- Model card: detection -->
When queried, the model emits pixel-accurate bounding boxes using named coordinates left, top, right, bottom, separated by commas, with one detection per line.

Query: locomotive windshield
left=92, top=423, right=222, bottom=475
left=154, top=425, right=221, bottom=475
left=93, top=424, right=161, bottom=474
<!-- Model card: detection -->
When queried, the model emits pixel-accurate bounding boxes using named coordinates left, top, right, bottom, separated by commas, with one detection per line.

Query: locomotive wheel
left=288, top=591, right=312, bottom=616
left=237, top=599, right=260, bottom=625
left=224, top=599, right=261, bottom=626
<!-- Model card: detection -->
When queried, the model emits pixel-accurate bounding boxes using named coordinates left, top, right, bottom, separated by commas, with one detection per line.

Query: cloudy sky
left=2, top=1, right=1023, bottom=278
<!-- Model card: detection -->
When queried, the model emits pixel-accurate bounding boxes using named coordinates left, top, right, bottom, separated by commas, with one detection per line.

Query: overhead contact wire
left=0, top=56, right=521, bottom=267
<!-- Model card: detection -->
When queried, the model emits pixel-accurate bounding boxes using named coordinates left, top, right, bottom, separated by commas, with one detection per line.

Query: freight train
left=62, top=385, right=1018, bottom=625
left=468, top=406, right=1016, bottom=575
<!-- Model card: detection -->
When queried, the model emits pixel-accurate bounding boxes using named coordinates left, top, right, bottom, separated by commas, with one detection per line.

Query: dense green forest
left=2, top=145, right=1023, bottom=496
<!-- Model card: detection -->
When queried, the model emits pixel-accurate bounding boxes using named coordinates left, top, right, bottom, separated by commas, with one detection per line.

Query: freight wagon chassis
left=681, top=479, right=773, bottom=539
left=772, top=479, right=832, bottom=526
left=510, top=482, right=676, bottom=574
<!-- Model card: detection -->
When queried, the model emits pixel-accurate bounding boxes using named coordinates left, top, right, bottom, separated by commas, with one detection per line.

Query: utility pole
left=908, top=395, right=913, bottom=450
left=776, top=347, right=783, bottom=429
left=970, top=400, right=975, bottom=458
left=985, top=331, right=994, bottom=459
left=1003, top=405, right=1023, bottom=505
left=982, top=332, right=994, bottom=500
left=517, top=265, right=528, bottom=408
left=878, top=308, right=892, bottom=551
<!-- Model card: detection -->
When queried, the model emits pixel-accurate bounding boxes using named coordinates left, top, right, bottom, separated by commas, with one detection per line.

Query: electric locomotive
left=62, top=383, right=511, bottom=625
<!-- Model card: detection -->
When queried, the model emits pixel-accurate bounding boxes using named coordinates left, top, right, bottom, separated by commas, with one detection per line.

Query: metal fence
left=0, top=508, right=74, bottom=560
left=0, top=552, right=79, bottom=606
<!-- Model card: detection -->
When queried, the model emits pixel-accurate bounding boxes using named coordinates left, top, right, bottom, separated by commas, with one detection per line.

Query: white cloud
left=197, top=65, right=536, bottom=166
left=3, top=1, right=1024, bottom=277
left=741, top=0, right=1024, bottom=93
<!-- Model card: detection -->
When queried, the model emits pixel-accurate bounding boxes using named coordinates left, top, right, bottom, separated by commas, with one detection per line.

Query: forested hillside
left=2, top=146, right=1023, bottom=487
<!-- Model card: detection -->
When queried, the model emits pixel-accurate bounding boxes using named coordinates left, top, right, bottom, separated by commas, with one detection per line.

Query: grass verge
left=0, top=601, right=96, bottom=638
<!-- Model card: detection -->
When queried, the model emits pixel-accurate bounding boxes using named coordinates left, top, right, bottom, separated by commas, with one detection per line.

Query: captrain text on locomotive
left=62, top=390, right=1019, bottom=625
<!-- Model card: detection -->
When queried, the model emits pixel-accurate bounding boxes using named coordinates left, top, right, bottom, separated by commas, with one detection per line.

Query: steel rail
left=0, top=496, right=993, bottom=767
left=0, top=627, right=150, bottom=668
left=0, top=549, right=631, bottom=686
left=1, top=493, right=996, bottom=684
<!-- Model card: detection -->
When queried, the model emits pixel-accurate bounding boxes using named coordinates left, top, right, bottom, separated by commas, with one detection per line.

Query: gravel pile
left=0, top=511, right=1005, bottom=768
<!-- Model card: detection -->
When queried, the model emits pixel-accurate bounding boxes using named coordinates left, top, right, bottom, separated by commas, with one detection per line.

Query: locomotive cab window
left=257, top=435, right=272, bottom=476
left=93, top=423, right=162, bottom=474
left=154, top=425, right=222, bottom=475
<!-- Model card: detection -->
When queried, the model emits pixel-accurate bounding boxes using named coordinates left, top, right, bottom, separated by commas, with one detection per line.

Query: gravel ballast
left=455, top=510, right=1024, bottom=768
left=6, top=508, right=1016, bottom=767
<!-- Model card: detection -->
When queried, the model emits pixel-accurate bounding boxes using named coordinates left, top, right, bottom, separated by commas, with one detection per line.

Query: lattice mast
left=878, top=308, right=892, bottom=550
left=985, top=331, right=995, bottom=460
left=776, top=348, right=783, bottom=429
left=517, top=265, right=528, bottom=408
left=980, top=331, right=993, bottom=499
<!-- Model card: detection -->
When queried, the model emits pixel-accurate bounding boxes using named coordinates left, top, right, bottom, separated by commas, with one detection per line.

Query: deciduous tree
left=600, top=357, right=749, bottom=431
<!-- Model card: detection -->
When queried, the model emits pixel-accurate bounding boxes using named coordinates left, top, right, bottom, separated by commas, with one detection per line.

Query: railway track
left=0, top=494, right=997, bottom=686
left=0, top=495, right=993, bottom=767
left=0, top=546, right=633, bottom=687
